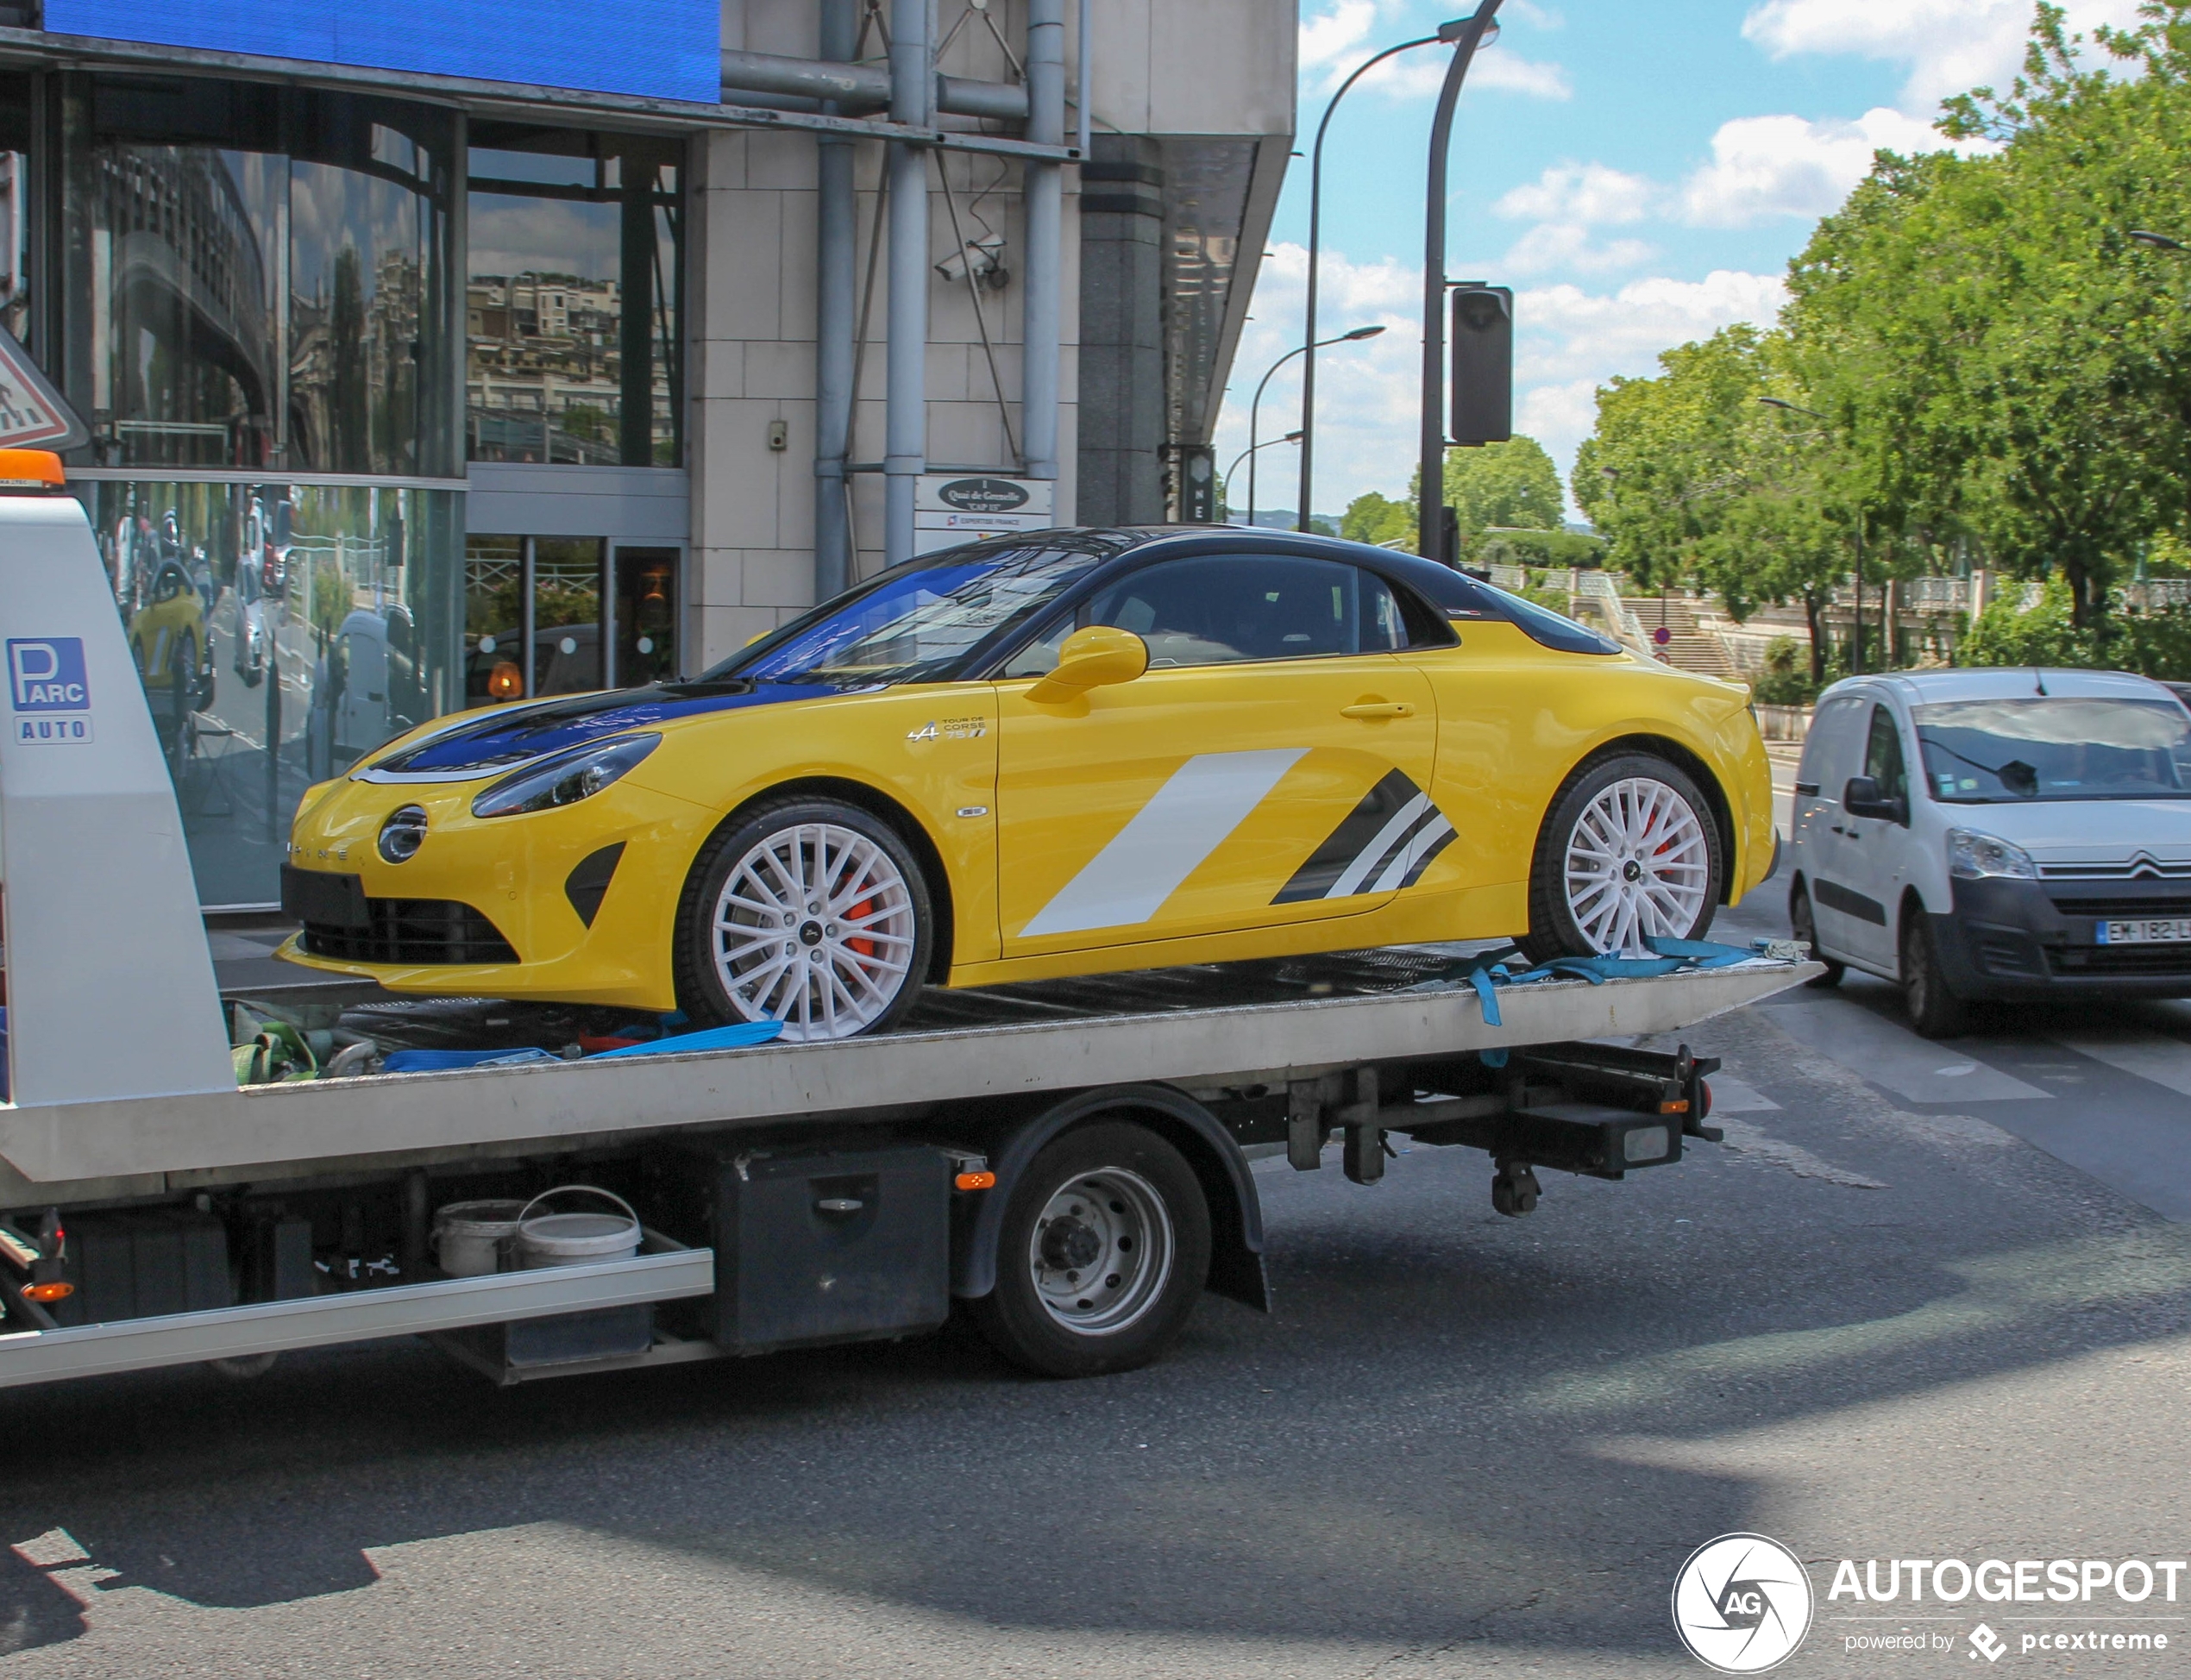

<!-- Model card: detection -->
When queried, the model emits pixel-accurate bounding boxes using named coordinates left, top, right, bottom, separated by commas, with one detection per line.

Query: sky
left=1209, top=0, right=2147, bottom=526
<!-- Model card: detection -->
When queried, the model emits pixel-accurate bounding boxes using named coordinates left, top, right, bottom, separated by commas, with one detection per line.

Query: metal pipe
left=814, top=0, right=858, bottom=599
left=1418, top=3, right=1502, bottom=563
left=1077, top=0, right=1091, bottom=159
left=719, top=48, right=1027, bottom=120
left=1022, top=0, right=1065, bottom=486
left=1299, top=32, right=1439, bottom=533
left=885, top=0, right=935, bottom=567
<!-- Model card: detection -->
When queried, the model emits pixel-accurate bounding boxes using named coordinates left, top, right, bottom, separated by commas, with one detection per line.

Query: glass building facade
left=2, top=68, right=683, bottom=906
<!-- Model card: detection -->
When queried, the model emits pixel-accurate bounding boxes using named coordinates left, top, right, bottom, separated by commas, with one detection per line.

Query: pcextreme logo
left=1673, top=1533, right=1816, bottom=1674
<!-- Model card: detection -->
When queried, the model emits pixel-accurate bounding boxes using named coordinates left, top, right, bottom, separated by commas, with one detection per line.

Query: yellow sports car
left=279, top=530, right=1774, bottom=1040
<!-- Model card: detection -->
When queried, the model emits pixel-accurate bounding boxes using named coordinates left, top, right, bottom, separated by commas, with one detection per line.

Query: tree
left=1442, top=435, right=1564, bottom=532
left=1574, top=326, right=1859, bottom=681
left=1340, top=490, right=1415, bottom=548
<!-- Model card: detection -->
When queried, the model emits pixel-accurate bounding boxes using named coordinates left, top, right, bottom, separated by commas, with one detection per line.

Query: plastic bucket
left=514, top=1186, right=643, bottom=1269
left=432, top=1198, right=527, bottom=1277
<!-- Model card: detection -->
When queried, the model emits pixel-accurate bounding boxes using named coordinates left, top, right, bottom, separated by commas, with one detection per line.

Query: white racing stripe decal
left=1370, top=811, right=1458, bottom=892
left=1020, top=749, right=1309, bottom=937
left=1325, top=793, right=1431, bottom=900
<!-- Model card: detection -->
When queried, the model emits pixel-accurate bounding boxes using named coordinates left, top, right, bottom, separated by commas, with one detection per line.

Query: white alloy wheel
left=710, top=820, right=919, bottom=1042
left=1562, top=775, right=1712, bottom=954
left=1027, top=1167, right=1176, bottom=1335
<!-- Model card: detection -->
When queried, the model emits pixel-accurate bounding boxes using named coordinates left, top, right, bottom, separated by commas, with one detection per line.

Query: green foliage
left=1573, top=2, right=2191, bottom=660
left=1961, top=577, right=2191, bottom=678
left=1473, top=529, right=1607, bottom=568
left=1442, top=436, right=1565, bottom=532
left=1751, top=636, right=1823, bottom=705
left=1340, top=490, right=1415, bottom=548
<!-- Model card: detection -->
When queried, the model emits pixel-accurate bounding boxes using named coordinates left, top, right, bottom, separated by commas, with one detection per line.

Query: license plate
left=2100, top=918, right=2191, bottom=945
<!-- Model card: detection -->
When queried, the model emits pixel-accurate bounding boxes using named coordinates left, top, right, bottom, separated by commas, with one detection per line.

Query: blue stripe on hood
left=376, top=683, right=819, bottom=774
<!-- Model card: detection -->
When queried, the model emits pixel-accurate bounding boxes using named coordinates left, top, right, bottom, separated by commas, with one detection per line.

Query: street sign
left=0, top=327, right=89, bottom=454
left=1653, top=625, right=1671, bottom=646
left=913, top=474, right=1057, bottom=556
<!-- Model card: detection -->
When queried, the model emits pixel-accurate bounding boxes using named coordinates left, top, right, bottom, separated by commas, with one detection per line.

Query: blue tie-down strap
left=382, top=1046, right=563, bottom=1074
left=1417, top=934, right=1764, bottom=1043
left=587, top=1020, right=784, bottom=1058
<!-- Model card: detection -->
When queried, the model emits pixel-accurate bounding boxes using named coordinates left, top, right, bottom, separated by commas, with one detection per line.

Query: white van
left=1788, top=668, right=2191, bottom=1037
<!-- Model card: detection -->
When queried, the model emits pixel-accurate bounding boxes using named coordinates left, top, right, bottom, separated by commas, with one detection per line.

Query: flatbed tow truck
left=0, top=467, right=1817, bottom=1392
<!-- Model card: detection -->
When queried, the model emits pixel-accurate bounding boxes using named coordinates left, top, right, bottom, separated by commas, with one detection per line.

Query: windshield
left=709, top=545, right=1108, bottom=688
left=1912, top=697, right=2191, bottom=802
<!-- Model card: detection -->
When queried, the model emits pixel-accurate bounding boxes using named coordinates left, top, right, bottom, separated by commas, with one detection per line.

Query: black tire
left=1788, top=881, right=1844, bottom=988
left=1521, top=751, right=1725, bottom=963
left=970, top=1120, right=1213, bottom=1379
left=1900, top=906, right=1968, bottom=1039
left=674, top=796, right=932, bottom=1041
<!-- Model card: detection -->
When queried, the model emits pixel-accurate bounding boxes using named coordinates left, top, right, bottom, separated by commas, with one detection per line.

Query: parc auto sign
left=9, top=638, right=95, bottom=744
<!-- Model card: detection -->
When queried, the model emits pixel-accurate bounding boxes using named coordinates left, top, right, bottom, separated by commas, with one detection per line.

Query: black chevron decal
left=1272, top=768, right=1422, bottom=904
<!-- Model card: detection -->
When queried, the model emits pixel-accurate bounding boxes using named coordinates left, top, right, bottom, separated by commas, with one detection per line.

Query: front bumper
left=1932, top=874, right=2191, bottom=1000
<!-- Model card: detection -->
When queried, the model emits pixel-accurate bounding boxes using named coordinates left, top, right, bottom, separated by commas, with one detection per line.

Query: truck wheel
left=970, top=1121, right=1212, bottom=1379
left=1522, top=753, right=1723, bottom=962
left=1788, top=881, right=1844, bottom=988
left=1899, top=909, right=1968, bottom=1039
left=675, top=797, right=931, bottom=1042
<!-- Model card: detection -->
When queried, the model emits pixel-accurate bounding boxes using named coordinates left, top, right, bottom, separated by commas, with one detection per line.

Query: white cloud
left=1742, top=0, right=2145, bottom=111
left=1212, top=247, right=1787, bottom=520
left=1502, top=223, right=1656, bottom=276
left=1298, top=2, right=1572, bottom=102
left=1497, top=161, right=1658, bottom=225
left=1678, top=106, right=1962, bottom=226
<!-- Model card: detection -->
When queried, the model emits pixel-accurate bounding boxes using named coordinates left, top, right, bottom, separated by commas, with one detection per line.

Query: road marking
left=1706, top=1075, right=1780, bottom=1113
left=1761, top=994, right=2050, bottom=1103
left=2050, top=1033, right=2191, bottom=1100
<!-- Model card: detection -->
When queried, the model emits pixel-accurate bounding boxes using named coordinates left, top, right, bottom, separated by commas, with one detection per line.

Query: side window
left=995, top=555, right=1423, bottom=677
left=1863, top=704, right=1907, bottom=803
left=1799, top=696, right=1864, bottom=796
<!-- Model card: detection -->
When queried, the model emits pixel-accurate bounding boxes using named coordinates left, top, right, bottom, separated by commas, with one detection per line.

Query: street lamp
left=1759, top=395, right=1868, bottom=674
left=2129, top=229, right=2188, bottom=251
left=1226, top=431, right=1305, bottom=521
left=1417, top=4, right=1505, bottom=562
left=1247, top=327, right=1384, bottom=527
left=1296, top=18, right=1469, bottom=532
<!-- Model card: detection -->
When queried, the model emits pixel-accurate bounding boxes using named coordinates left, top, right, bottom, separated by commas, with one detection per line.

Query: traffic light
left=1449, top=283, right=1512, bottom=447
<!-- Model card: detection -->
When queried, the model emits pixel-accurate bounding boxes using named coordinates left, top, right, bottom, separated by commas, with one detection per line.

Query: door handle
left=1340, top=701, right=1416, bottom=719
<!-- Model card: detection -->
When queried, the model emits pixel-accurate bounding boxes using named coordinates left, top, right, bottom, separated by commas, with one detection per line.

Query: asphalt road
left=5, top=874, right=2191, bottom=1678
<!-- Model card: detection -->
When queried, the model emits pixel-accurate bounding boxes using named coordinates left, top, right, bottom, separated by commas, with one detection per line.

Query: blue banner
left=43, top=0, right=722, bottom=103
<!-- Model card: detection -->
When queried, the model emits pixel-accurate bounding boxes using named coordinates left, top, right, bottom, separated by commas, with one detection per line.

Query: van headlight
left=471, top=734, right=660, bottom=818
left=1947, top=828, right=2037, bottom=881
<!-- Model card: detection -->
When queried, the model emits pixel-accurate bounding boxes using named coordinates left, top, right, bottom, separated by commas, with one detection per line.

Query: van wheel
left=970, top=1121, right=1212, bottom=1379
left=1522, top=753, right=1723, bottom=962
left=1900, top=910, right=1968, bottom=1039
left=1788, top=881, right=1843, bottom=988
left=675, top=797, right=931, bottom=1042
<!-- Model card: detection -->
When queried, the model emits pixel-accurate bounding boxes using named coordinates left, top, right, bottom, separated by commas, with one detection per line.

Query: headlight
left=471, top=734, right=660, bottom=818
left=1948, top=828, right=2037, bottom=881
left=379, top=804, right=428, bottom=863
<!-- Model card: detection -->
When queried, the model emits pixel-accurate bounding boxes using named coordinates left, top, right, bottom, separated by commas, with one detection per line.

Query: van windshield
left=1912, top=697, right=2191, bottom=802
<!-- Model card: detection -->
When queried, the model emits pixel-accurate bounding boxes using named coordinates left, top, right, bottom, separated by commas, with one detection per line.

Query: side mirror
left=1843, top=774, right=1907, bottom=825
left=1026, top=624, right=1149, bottom=705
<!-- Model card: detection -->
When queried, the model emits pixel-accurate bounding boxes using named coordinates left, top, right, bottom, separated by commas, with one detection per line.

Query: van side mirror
left=1026, top=624, right=1148, bottom=705
left=1843, top=774, right=1907, bottom=824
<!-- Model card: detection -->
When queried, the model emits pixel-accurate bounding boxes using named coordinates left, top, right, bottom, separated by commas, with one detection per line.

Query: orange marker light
left=0, top=449, right=66, bottom=492
left=953, top=1170, right=996, bottom=1192
left=487, top=660, right=524, bottom=700
left=1658, top=1098, right=1690, bottom=1115
left=22, top=1281, right=74, bottom=1303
